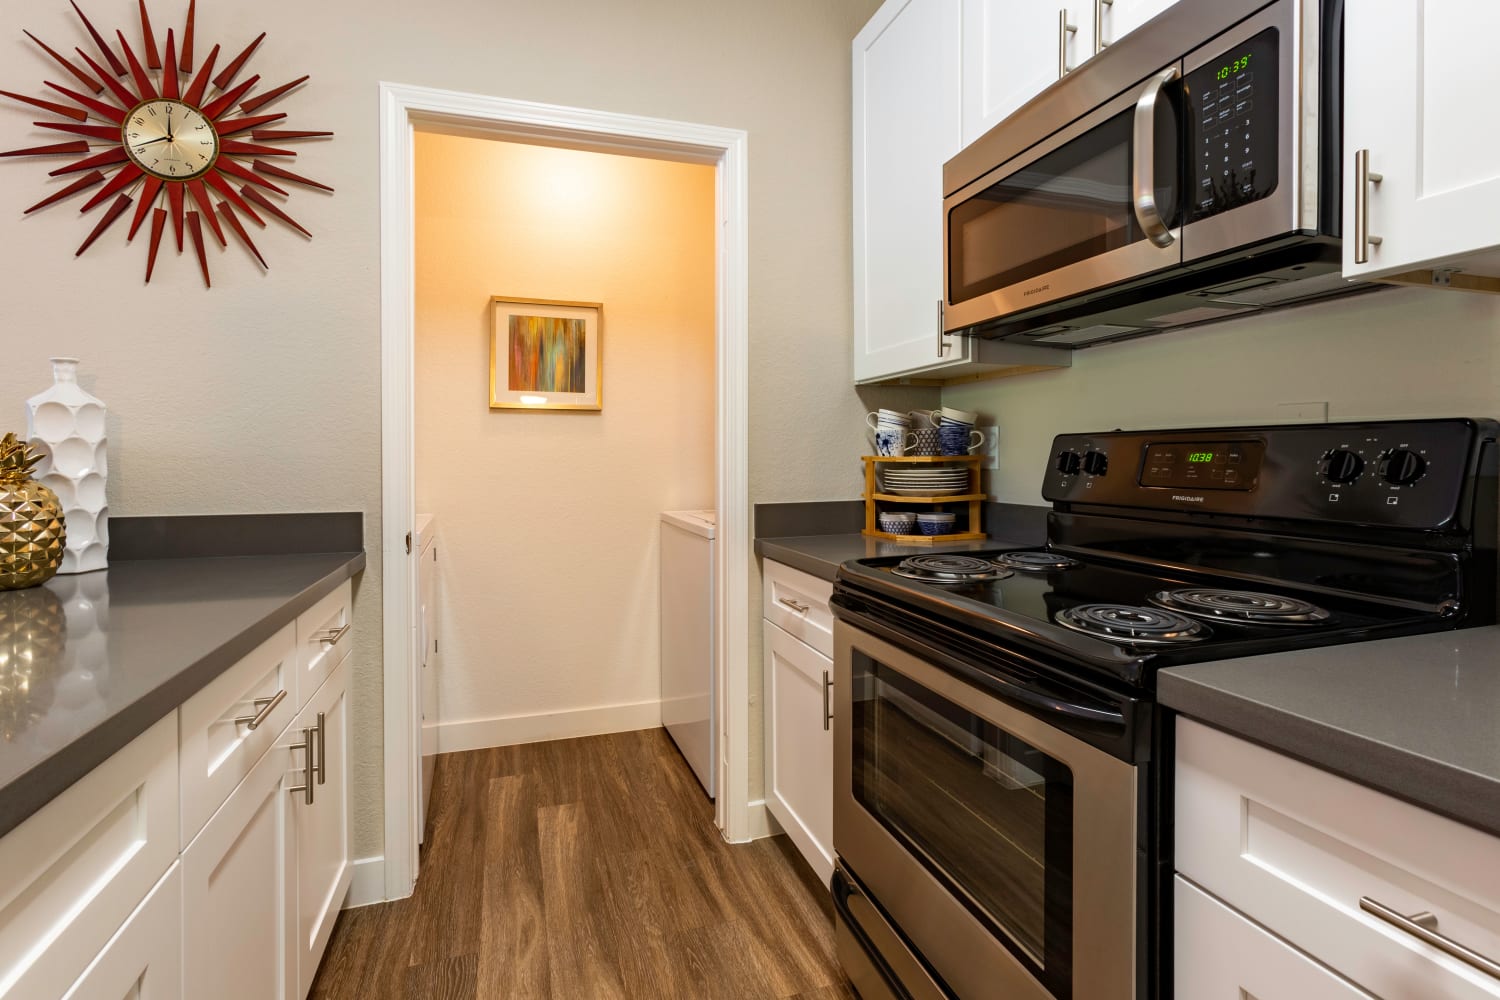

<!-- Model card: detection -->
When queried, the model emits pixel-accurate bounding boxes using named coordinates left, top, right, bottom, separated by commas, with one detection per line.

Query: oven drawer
left=1176, top=876, right=1377, bottom=998
left=1176, top=718, right=1500, bottom=999
left=763, top=560, right=833, bottom=658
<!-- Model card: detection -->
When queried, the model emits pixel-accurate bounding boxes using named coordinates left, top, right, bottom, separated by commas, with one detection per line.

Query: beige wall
left=943, top=288, right=1500, bottom=502
left=414, top=134, right=715, bottom=736
left=0, top=0, right=891, bottom=858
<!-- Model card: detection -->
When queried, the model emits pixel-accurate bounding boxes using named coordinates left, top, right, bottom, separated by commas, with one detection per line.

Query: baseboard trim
left=435, top=699, right=663, bottom=753
left=344, top=855, right=388, bottom=909
left=744, top=797, right=779, bottom=841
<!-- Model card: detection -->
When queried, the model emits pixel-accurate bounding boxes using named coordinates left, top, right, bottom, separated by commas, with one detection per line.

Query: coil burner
left=1054, top=604, right=1209, bottom=644
left=993, top=550, right=1082, bottom=572
left=891, top=554, right=1014, bottom=584
left=1151, top=588, right=1332, bottom=626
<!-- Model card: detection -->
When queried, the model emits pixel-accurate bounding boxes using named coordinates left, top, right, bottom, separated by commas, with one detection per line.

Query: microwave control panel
left=1185, top=27, right=1280, bottom=223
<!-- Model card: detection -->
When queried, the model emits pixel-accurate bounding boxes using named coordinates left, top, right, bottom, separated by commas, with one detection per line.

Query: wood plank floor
left=310, top=728, right=856, bottom=1000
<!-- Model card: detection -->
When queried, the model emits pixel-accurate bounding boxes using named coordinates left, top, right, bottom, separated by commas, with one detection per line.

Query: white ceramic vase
left=26, top=358, right=108, bottom=574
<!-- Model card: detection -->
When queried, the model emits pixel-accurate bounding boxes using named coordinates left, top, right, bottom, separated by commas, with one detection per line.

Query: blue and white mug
left=938, top=423, right=983, bottom=455
left=875, top=427, right=915, bottom=457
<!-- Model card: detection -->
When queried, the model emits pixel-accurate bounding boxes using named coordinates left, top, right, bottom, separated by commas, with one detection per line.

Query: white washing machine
left=659, top=510, right=716, bottom=798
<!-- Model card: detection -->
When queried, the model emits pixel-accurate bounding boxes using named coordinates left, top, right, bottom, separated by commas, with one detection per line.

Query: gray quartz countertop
left=0, top=550, right=364, bottom=839
left=756, top=528, right=1046, bottom=582
left=1159, top=626, right=1500, bottom=838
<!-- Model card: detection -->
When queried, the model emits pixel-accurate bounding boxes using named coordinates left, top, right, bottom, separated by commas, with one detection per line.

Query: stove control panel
left=1043, top=419, right=1496, bottom=531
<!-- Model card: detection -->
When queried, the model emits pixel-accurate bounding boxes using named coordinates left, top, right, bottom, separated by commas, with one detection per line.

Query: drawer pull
left=1360, top=896, right=1500, bottom=980
left=288, top=726, right=317, bottom=805
left=778, top=597, right=810, bottom=614
left=316, top=622, right=351, bottom=645
left=234, top=688, right=287, bottom=731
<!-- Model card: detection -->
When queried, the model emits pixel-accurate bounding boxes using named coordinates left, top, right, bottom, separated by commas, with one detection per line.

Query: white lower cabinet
left=1176, top=876, right=1376, bottom=999
left=182, top=733, right=297, bottom=1000
left=290, top=657, right=352, bottom=999
left=61, top=864, right=183, bottom=1000
left=1176, top=717, right=1500, bottom=1000
left=762, top=565, right=835, bottom=885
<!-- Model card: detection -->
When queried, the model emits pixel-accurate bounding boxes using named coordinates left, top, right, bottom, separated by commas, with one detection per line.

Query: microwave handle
left=1131, top=65, right=1181, bottom=248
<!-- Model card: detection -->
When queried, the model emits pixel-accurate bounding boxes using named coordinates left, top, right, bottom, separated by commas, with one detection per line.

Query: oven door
left=834, top=621, right=1137, bottom=1000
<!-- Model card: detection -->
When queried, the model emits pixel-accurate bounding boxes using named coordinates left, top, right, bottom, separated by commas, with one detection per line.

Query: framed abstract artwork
left=489, top=297, right=604, bottom=411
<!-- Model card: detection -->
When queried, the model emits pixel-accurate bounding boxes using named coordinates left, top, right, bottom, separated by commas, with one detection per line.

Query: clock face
left=0, top=0, right=335, bottom=287
left=123, top=99, right=219, bottom=180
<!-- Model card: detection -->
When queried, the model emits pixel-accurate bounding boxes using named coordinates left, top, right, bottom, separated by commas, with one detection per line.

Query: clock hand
left=133, top=135, right=173, bottom=149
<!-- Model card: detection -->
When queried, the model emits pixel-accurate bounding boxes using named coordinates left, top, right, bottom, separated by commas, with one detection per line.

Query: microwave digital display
left=1185, top=27, right=1280, bottom=223
left=1139, top=441, right=1265, bottom=490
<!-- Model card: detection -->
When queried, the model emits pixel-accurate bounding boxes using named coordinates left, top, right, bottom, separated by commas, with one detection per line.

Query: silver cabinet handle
left=316, top=622, right=351, bottom=645
left=1095, top=0, right=1113, bottom=53
left=936, top=299, right=949, bottom=358
left=1354, top=149, right=1383, bottom=265
left=315, top=711, right=327, bottom=785
left=1360, top=896, right=1500, bottom=980
left=235, top=688, right=287, bottom=731
left=822, top=670, right=833, bottom=731
left=287, top=726, right=316, bottom=805
left=1132, top=65, right=1181, bottom=248
left=1058, top=9, right=1078, bottom=78
left=778, top=597, right=810, bottom=614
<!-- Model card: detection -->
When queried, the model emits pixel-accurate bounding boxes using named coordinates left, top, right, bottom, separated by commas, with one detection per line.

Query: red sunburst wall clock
left=0, top=0, right=333, bottom=287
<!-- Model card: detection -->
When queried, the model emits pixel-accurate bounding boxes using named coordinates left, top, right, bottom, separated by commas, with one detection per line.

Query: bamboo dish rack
left=862, top=455, right=985, bottom=543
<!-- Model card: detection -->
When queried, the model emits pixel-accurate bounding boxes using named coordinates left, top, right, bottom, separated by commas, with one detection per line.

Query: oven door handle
left=985, top=670, right=1127, bottom=728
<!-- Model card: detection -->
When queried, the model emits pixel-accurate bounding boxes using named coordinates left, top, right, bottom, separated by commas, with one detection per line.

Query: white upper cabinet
left=854, top=0, right=1070, bottom=384
left=853, top=0, right=964, bottom=383
left=1343, top=0, right=1500, bottom=282
left=961, top=1, right=1091, bottom=147
left=1094, top=0, right=1179, bottom=53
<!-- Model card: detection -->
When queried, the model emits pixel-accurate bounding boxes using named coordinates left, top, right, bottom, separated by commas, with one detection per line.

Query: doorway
left=379, top=83, right=751, bottom=901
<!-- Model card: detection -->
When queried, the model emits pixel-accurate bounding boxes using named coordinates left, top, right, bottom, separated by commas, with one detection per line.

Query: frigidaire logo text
left=1171, top=495, right=1206, bottom=503
left=1023, top=284, right=1051, bottom=297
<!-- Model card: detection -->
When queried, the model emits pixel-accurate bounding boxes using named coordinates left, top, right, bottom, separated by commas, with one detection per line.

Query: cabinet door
left=853, top=0, right=964, bottom=383
left=182, top=736, right=296, bottom=1000
left=62, top=865, right=182, bottom=1000
left=1175, top=877, right=1377, bottom=999
left=763, top=621, right=834, bottom=884
left=961, top=0, right=1091, bottom=146
left=291, top=658, right=351, bottom=999
left=1095, top=0, right=1177, bottom=52
left=1344, top=1, right=1500, bottom=279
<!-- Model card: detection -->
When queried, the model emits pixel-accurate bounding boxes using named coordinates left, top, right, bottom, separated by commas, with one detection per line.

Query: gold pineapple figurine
left=0, top=433, right=66, bottom=591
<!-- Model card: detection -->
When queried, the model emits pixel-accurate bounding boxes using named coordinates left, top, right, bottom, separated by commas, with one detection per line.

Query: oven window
left=947, top=93, right=1179, bottom=305
left=851, top=652, right=1074, bottom=991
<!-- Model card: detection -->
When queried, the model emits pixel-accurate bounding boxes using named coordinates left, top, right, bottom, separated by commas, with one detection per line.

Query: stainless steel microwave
left=943, top=0, right=1360, bottom=348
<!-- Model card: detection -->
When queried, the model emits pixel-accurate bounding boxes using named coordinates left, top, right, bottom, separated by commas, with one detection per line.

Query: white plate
left=881, top=486, right=971, bottom=496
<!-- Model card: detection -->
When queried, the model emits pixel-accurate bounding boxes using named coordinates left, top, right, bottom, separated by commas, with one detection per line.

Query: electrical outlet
left=1276, top=401, right=1329, bottom=422
left=978, top=425, right=1000, bottom=470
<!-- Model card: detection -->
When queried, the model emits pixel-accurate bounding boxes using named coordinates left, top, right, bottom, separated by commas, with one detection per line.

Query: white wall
left=414, top=134, right=715, bottom=746
left=943, top=288, right=1500, bottom=502
left=0, top=0, right=890, bottom=858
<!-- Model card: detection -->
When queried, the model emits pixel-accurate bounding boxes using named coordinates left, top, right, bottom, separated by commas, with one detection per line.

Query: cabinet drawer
left=62, top=863, right=182, bottom=1000
left=763, top=560, right=834, bottom=658
left=1175, top=876, right=1376, bottom=999
left=180, top=622, right=297, bottom=847
left=0, top=713, right=178, bottom=999
left=1177, top=718, right=1500, bottom=1000
left=296, top=580, right=352, bottom=709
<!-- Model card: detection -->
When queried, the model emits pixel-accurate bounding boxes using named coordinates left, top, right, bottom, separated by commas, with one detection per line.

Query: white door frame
left=378, top=82, right=751, bottom=900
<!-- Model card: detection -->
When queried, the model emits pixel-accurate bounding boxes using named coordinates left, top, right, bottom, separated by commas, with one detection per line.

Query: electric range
left=828, top=419, right=1498, bottom=1000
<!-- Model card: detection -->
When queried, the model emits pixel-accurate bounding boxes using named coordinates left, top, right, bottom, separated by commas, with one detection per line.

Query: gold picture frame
left=488, top=296, right=604, bottom=411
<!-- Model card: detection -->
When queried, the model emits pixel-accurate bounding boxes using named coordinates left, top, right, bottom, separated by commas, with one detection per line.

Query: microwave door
left=943, top=63, right=1185, bottom=333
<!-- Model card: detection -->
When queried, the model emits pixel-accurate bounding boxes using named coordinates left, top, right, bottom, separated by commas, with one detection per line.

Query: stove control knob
left=1056, top=450, right=1082, bottom=476
left=1320, top=448, right=1365, bottom=484
left=1083, top=450, right=1109, bottom=476
left=1380, top=448, right=1427, bottom=485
